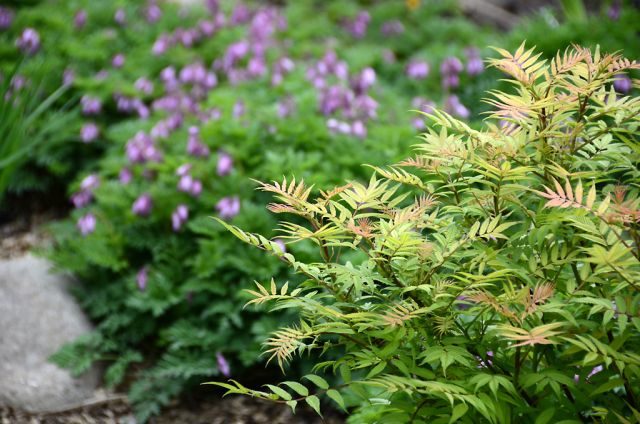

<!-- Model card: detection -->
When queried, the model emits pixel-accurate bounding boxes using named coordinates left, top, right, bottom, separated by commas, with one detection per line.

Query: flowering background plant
left=215, top=44, right=640, bottom=423
left=1, top=0, right=639, bottom=422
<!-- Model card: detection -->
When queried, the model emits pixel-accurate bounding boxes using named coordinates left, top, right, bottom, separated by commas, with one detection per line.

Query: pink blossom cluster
left=308, top=51, right=378, bottom=138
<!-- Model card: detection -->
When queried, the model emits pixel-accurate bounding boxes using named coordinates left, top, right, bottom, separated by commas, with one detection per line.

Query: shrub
left=45, top=1, right=489, bottom=420
left=31, top=0, right=639, bottom=421
left=214, top=44, right=640, bottom=423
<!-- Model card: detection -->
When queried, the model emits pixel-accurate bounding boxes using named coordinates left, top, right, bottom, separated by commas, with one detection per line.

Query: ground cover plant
left=0, top=0, right=635, bottom=421
left=215, top=44, right=640, bottom=423
left=39, top=1, right=500, bottom=420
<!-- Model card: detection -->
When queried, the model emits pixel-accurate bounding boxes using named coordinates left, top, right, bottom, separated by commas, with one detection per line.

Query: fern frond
left=498, top=322, right=563, bottom=347
left=381, top=301, right=420, bottom=327
left=551, top=46, right=589, bottom=76
left=488, top=42, right=546, bottom=85
left=318, top=183, right=354, bottom=204
left=607, top=57, right=640, bottom=73
left=469, top=291, right=519, bottom=322
left=264, top=325, right=310, bottom=370
left=536, top=178, right=611, bottom=216
left=255, top=177, right=314, bottom=208
left=366, top=165, right=428, bottom=191
left=397, top=156, right=442, bottom=172
left=522, top=282, right=555, bottom=318
left=245, top=280, right=300, bottom=308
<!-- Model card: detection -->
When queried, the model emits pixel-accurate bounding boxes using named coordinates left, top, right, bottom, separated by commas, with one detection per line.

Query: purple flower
left=216, top=352, right=231, bottom=377
left=199, top=20, right=216, bottom=37
left=81, top=96, right=102, bottom=115
left=153, top=95, right=180, bottom=113
left=160, top=66, right=177, bottom=86
left=9, top=75, right=26, bottom=93
left=441, top=57, right=464, bottom=88
left=216, top=196, right=240, bottom=220
left=151, top=121, right=170, bottom=139
left=455, top=295, right=472, bottom=310
left=132, top=193, right=153, bottom=216
left=112, top=54, right=125, bottom=68
left=176, top=204, right=188, bottom=220
left=179, top=62, right=206, bottom=85
left=177, top=174, right=202, bottom=197
left=152, top=35, right=171, bottom=55
left=247, top=56, right=267, bottom=78
left=351, top=120, right=367, bottom=139
left=115, top=8, right=126, bottom=25
left=71, top=190, right=92, bottom=208
left=319, top=85, right=352, bottom=116
left=613, top=74, right=632, bottom=94
left=119, top=168, right=132, bottom=185
left=191, top=180, right=202, bottom=197
left=171, top=204, right=189, bottom=231
left=442, top=74, right=459, bottom=89
left=80, top=123, right=99, bottom=143
left=135, top=77, right=154, bottom=95
left=0, top=7, right=14, bottom=30
left=95, top=70, right=109, bottom=81
left=176, top=163, right=192, bottom=177
left=204, top=72, right=218, bottom=90
left=217, top=151, right=233, bottom=176
left=353, top=95, right=378, bottom=120
left=206, top=0, right=220, bottom=15
left=441, top=56, right=464, bottom=75
left=274, top=239, right=286, bottom=253
left=465, top=48, right=484, bottom=76
left=411, top=98, right=435, bottom=129
left=74, top=10, right=88, bottom=29
left=230, top=4, right=251, bottom=25
left=178, top=174, right=194, bottom=192
left=202, top=107, right=221, bottom=122
left=477, top=350, right=494, bottom=368
left=444, top=95, right=470, bottom=119
left=63, top=68, right=75, bottom=86
left=277, top=97, right=296, bottom=118
left=80, top=174, right=100, bottom=191
left=145, top=1, right=162, bottom=23
left=16, top=28, right=41, bottom=55
left=328, top=119, right=352, bottom=135
left=186, top=126, right=210, bottom=158
left=275, top=57, right=295, bottom=75
left=382, top=49, right=396, bottom=64
left=344, top=11, right=370, bottom=39
left=406, top=60, right=429, bottom=80
left=233, top=101, right=245, bottom=118
left=608, top=0, right=621, bottom=20
left=177, top=28, right=201, bottom=48
left=126, top=131, right=162, bottom=163
left=351, top=67, right=376, bottom=94
left=77, top=213, right=96, bottom=236
left=412, top=97, right=435, bottom=113
left=381, top=20, right=404, bottom=36
left=222, top=41, right=250, bottom=70
left=587, top=365, right=604, bottom=379
left=137, top=266, right=148, bottom=291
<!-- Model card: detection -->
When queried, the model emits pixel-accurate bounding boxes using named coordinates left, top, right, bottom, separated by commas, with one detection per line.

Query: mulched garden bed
left=1, top=394, right=344, bottom=424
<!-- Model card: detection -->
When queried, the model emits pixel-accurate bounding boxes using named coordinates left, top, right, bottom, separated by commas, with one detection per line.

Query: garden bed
left=1, top=0, right=638, bottom=422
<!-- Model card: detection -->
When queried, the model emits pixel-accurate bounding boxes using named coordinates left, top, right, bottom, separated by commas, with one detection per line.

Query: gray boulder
left=0, top=254, right=100, bottom=413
